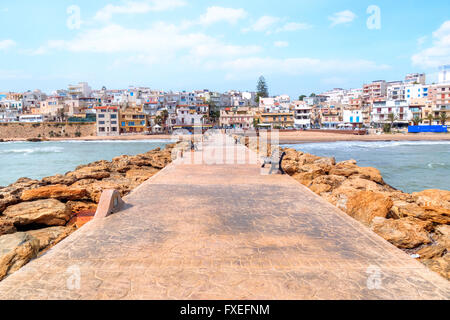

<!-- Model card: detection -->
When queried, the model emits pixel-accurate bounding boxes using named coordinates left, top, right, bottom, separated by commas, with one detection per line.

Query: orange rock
left=371, top=217, right=432, bottom=249
left=20, top=184, right=87, bottom=202
left=412, top=189, right=450, bottom=210
left=346, top=191, right=393, bottom=226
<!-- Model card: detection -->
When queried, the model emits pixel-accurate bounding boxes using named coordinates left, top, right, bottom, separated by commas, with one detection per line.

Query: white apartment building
left=293, top=101, right=312, bottom=129
left=170, top=106, right=206, bottom=128
left=371, top=100, right=412, bottom=126
left=22, top=90, right=45, bottom=108
left=260, top=96, right=291, bottom=113
left=321, top=88, right=346, bottom=104
left=405, top=73, right=426, bottom=85
left=95, top=106, right=119, bottom=136
left=405, top=84, right=430, bottom=104
left=386, top=81, right=405, bottom=101
left=68, top=82, right=92, bottom=99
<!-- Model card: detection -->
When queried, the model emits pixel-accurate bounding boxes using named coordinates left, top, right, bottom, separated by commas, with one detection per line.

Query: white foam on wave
left=283, top=140, right=450, bottom=151
left=0, top=146, right=64, bottom=155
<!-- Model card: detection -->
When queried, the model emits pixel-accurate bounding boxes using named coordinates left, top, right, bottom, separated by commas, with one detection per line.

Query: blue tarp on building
left=408, top=125, right=448, bottom=133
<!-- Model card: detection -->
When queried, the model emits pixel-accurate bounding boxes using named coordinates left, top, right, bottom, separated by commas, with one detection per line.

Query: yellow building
left=119, top=106, right=149, bottom=134
left=258, top=112, right=294, bottom=129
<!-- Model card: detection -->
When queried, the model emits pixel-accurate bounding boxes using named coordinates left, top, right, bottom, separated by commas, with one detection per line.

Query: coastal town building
left=363, top=80, right=387, bottom=100
left=433, top=82, right=450, bottom=122
left=343, top=109, right=363, bottom=128
left=96, top=106, right=119, bottom=136
left=405, top=73, right=426, bottom=85
left=293, top=101, right=312, bottom=129
left=219, top=107, right=256, bottom=129
left=119, top=106, right=148, bottom=134
left=68, top=82, right=92, bottom=99
left=258, top=111, right=294, bottom=129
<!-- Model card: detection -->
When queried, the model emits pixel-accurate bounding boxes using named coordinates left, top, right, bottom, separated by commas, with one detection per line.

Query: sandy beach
left=274, top=131, right=450, bottom=144
left=3, top=131, right=450, bottom=143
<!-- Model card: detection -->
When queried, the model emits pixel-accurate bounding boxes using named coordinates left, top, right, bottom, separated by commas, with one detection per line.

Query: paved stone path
left=0, top=135, right=449, bottom=299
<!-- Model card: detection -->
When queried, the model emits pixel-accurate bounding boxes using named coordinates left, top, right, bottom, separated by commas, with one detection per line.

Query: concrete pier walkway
left=0, top=134, right=448, bottom=299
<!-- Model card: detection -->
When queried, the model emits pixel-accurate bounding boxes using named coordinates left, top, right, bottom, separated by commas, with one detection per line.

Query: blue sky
left=0, top=0, right=449, bottom=97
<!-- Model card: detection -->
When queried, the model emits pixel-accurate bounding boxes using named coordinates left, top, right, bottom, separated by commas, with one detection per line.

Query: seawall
left=0, top=122, right=96, bottom=140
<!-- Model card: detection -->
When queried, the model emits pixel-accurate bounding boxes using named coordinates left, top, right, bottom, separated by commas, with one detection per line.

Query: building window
left=98, top=114, right=105, bottom=118
left=111, top=114, right=117, bottom=119
left=99, top=121, right=105, bottom=125
left=121, top=122, right=126, bottom=127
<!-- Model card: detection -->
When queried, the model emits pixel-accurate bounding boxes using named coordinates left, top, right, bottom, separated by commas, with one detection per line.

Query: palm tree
left=439, top=112, right=448, bottom=125
left=387, top=113, right=397, bottom=132
left=412, top=116, right=421, bottom=126
left=427, top=113, right=434, bottom=125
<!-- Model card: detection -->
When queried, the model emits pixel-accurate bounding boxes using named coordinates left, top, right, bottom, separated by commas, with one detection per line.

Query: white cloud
left=329, top=10, right=357, bottom=27
left=274, top=41, right=289, bottom=48
left=412, top=21, right=450, bottom=68
left=95, top=0, right=187, bottom=21
left=243, top=16, right=280, bottom=33
left=244, top=16, right=311, bottom=34
left=0, top=39, right=16, bottom=50
left=198, top=6, right=247, bottom=25
left=274, top=22, right=311, bottom=33
left=33, top=23, right=262, bottom=65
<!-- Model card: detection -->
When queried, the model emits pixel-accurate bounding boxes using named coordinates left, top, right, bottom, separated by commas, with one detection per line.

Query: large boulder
left=0, top=219, right=16, bottom=236
left=67, top=165, right=111, bottom=181
left=20, top=184, right=88, bottom=202
left=435, top=225, right=450, bottom=248
left=330, top=164, right=384, bottom=184
left=370, top=217, right=432, bottom=249
left=413, top=189, right=450, bottom=210
left=41, top=174, right=77, bottom=186
left=0, top=192, right=19, bottom=214
left=298, top=153, right=321, bottom=165
left=72, top=177, right=134, bottom=203
left=0, top=232, right=40, bottom=280
left=291, top=172, right=316, bottom=187
left=66, top=201, right=98, bottom=215
left=391, top=201, right=450, bottom=225
left=3, top=199, right=71, bottom=227
left=27, top=226, right=73, bottom=251
left=345, top=191, right=393, bottom=226
left=421, top=253, right=450, bottom=280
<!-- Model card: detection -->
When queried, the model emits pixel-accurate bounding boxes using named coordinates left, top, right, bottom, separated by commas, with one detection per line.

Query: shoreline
left=1, top=132, right=450, bottom=144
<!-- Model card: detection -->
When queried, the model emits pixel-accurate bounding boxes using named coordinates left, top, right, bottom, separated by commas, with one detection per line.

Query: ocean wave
left=0, top=146, right=64, bottom=155
left=427, top=162, right=448, bottom=169
left=283, top=140, right=450, bottom=151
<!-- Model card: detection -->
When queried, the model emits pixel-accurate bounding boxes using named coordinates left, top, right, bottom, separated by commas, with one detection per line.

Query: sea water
left=0, top=140, right=174, bottom=187
left=283, top=140, right=450, bottom=193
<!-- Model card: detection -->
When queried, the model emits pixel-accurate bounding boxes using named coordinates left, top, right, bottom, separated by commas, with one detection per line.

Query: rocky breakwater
left=237, top=136, right=449, bottom=280
left=283, top=148, right=450, bottom=280
left=0, top=143, right=176, bottom=281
